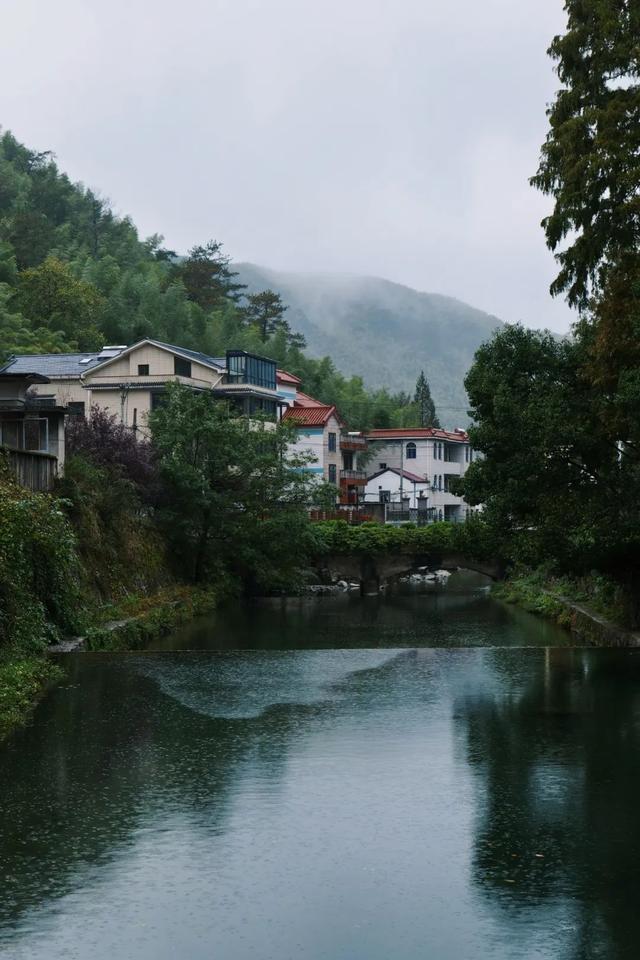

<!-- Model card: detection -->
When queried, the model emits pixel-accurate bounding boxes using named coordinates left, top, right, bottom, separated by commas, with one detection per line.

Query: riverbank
left=0, top=584, right=220, bottom=744
left=493, top=571, right=640, bottom=647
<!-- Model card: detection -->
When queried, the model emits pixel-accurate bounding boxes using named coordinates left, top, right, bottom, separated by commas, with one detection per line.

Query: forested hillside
left=0, top=130, right=472, bottom=428
left=236, top=264, right=501, bottom=423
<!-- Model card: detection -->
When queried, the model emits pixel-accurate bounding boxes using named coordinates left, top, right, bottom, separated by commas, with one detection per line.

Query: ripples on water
left=1, top=575, right=639, bottom=960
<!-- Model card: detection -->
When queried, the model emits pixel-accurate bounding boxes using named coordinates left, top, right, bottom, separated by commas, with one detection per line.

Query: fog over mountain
left=236, top=264, right=502, bottom=424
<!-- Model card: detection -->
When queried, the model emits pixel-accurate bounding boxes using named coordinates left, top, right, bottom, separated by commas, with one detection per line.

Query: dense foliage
left=0, top=459, right=80, bottom=653
left=464, top=2, right=640, bottom=624
left=149, top=384, right=333, bottom=589
left=0, top=129, right=443, bottom=430
left=312, top=515, right=497, bottom=562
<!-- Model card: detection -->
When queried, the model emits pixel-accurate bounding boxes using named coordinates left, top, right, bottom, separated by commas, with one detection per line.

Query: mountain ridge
left=235, top=263, right=503, bottom=424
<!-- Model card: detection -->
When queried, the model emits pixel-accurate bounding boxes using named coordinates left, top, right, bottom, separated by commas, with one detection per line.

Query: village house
left=366, top=427, right=475, bottom=522
left=363, top=467, right=431, bottom=513
left=0, top=371, right=66, bottom=490
left=0, top=340, right=287, bottom=435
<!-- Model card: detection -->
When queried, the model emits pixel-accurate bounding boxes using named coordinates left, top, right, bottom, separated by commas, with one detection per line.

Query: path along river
left=1, top=572, right=639, bottom=960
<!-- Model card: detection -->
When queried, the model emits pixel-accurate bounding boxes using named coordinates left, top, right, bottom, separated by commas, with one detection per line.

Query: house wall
left=28, top=378, right=88, bottom=409
left=276, top=383, right=298, bottom=408
left=86, top=344, right=223, bottom=388
left=367, top=437, right=473, bottom=519
left=289, top=415, right=342, bottom=483
left=363, top=471, right=429, bottom=509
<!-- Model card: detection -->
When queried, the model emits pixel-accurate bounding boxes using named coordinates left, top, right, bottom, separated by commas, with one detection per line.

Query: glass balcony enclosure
left=225, top=351, right=276, bottom=390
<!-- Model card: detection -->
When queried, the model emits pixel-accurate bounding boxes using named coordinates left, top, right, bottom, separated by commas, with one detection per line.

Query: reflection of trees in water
left=456, top=647, right=640, bottom=960
left=163, top=585, right=565, bottom=652
left=0, top=655, right=303, bottom=935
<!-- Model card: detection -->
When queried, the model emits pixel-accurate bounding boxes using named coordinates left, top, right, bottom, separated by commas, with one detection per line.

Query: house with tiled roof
left=363, top=467, right=431, bottom=512
left=282, top=400, right=346, bottom=487
left=365, top=426, right=475, bottom=522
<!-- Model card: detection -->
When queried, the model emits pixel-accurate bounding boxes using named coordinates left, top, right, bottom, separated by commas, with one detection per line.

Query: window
left=379, top=489, right=391, bottom=504
left=151, top=391, right=167, bottom=410
left=67, top=401, right=85, bottom=418
left=406, top=441, right=416, bottom=459
left=138, top=364, right=149, bottom=376
left=328, top=463, right=337, bottom=484
left=379, top=462, right=387, bottom=470
left=465, top=446, right=469, bottom=462
left=434, top=441, right=441, bottom=459
left=438, top=509, right=443, bottom=521
left=174, top=356, right=192, bottom=378
left=328, top=431, right=337, bottom=452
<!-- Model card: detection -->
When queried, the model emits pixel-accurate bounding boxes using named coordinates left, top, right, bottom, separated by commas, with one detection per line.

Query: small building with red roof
left=365, top=425, right=475, bottom=522
left=282, top=400, right=345, bottom=486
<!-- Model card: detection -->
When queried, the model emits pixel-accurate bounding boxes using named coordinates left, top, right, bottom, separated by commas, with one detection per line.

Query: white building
left=282, top=398, right=344, bottom=485
left=366, top=427, right=475, bottom=522
left=363, top=467, right=430, bottom=509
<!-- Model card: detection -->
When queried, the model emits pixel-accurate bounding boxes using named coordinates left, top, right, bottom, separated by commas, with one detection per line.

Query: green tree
left=175, top=240, right=245, bottom=310
left=16, top=257, right=104, bottom=349
left=413, top=371, right=440, bottom=427
left=531, top=0, right=640, bottom=308
left=150, top=385, right=318, bottom=588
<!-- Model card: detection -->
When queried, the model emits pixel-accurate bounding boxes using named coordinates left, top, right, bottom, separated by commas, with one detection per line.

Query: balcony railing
left=340, top=435, right=367, bottom=451
left=340, top=469, right=367, bottom=482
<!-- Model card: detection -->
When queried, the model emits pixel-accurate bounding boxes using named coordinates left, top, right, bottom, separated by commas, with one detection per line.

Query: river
left=1, top=573, right=640, bottom=959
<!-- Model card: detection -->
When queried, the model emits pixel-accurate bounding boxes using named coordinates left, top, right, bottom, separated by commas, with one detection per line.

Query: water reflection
left=0, top=587, right=636, bottom=960
left=457, top=647, right=640, bottom=960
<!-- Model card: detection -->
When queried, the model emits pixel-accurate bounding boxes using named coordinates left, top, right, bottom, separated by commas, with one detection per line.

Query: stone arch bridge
left=321, top=551, right=505, bottom=596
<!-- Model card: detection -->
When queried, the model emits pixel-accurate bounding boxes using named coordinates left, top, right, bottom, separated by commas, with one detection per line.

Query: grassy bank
left=0, top=655, right=64, bottom=742
left=84, top=585, right=220, bottom=652
left=0, top=584, right=222, bottom=744
left=493, top=569, right=639, bottom=643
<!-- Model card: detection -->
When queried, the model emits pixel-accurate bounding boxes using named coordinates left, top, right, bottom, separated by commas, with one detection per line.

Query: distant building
left=366, top=427, right=475, bottom=522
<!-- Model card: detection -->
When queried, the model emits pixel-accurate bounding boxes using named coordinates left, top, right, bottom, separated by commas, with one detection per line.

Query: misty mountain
left=236, top=264, right=502, bottom=425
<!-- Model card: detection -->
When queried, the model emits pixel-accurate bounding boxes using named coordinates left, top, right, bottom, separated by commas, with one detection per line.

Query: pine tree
left=531, top=0, right=640, bottom=309
left=414, top=371, right=440, bottom=427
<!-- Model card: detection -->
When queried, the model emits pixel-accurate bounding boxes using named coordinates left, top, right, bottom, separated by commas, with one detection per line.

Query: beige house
left=1, top=340, right=284, bottom=436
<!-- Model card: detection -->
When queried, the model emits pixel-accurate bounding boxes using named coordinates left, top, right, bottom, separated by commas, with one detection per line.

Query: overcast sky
left=2, top=0, right=572, bottom=330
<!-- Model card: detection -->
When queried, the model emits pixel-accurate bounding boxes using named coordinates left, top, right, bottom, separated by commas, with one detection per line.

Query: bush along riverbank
left=81, top=586, right=220, bottom=652
left=493, top=569, right=640, bottom=646
left=0, top=456, right=224, bottom=743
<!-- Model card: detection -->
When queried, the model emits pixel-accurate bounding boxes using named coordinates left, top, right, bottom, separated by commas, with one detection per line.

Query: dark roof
left=0, top=353, right=106, bottom=377
left=0, top=372, right=51, bottom=384
left=367, top=467, right=428, bottom=484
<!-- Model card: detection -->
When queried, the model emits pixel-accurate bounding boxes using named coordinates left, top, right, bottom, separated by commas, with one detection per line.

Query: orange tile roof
left=282, top=404, right=344, bottom=427
left=290, top=390, right=322, bottom=407
left=367, top=427, right=469, bottom=442
left=276, top=369, right=302, bottom=385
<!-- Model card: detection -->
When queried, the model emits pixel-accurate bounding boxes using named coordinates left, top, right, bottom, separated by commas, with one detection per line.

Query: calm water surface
left=1, top=575, right=639, bottom=959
